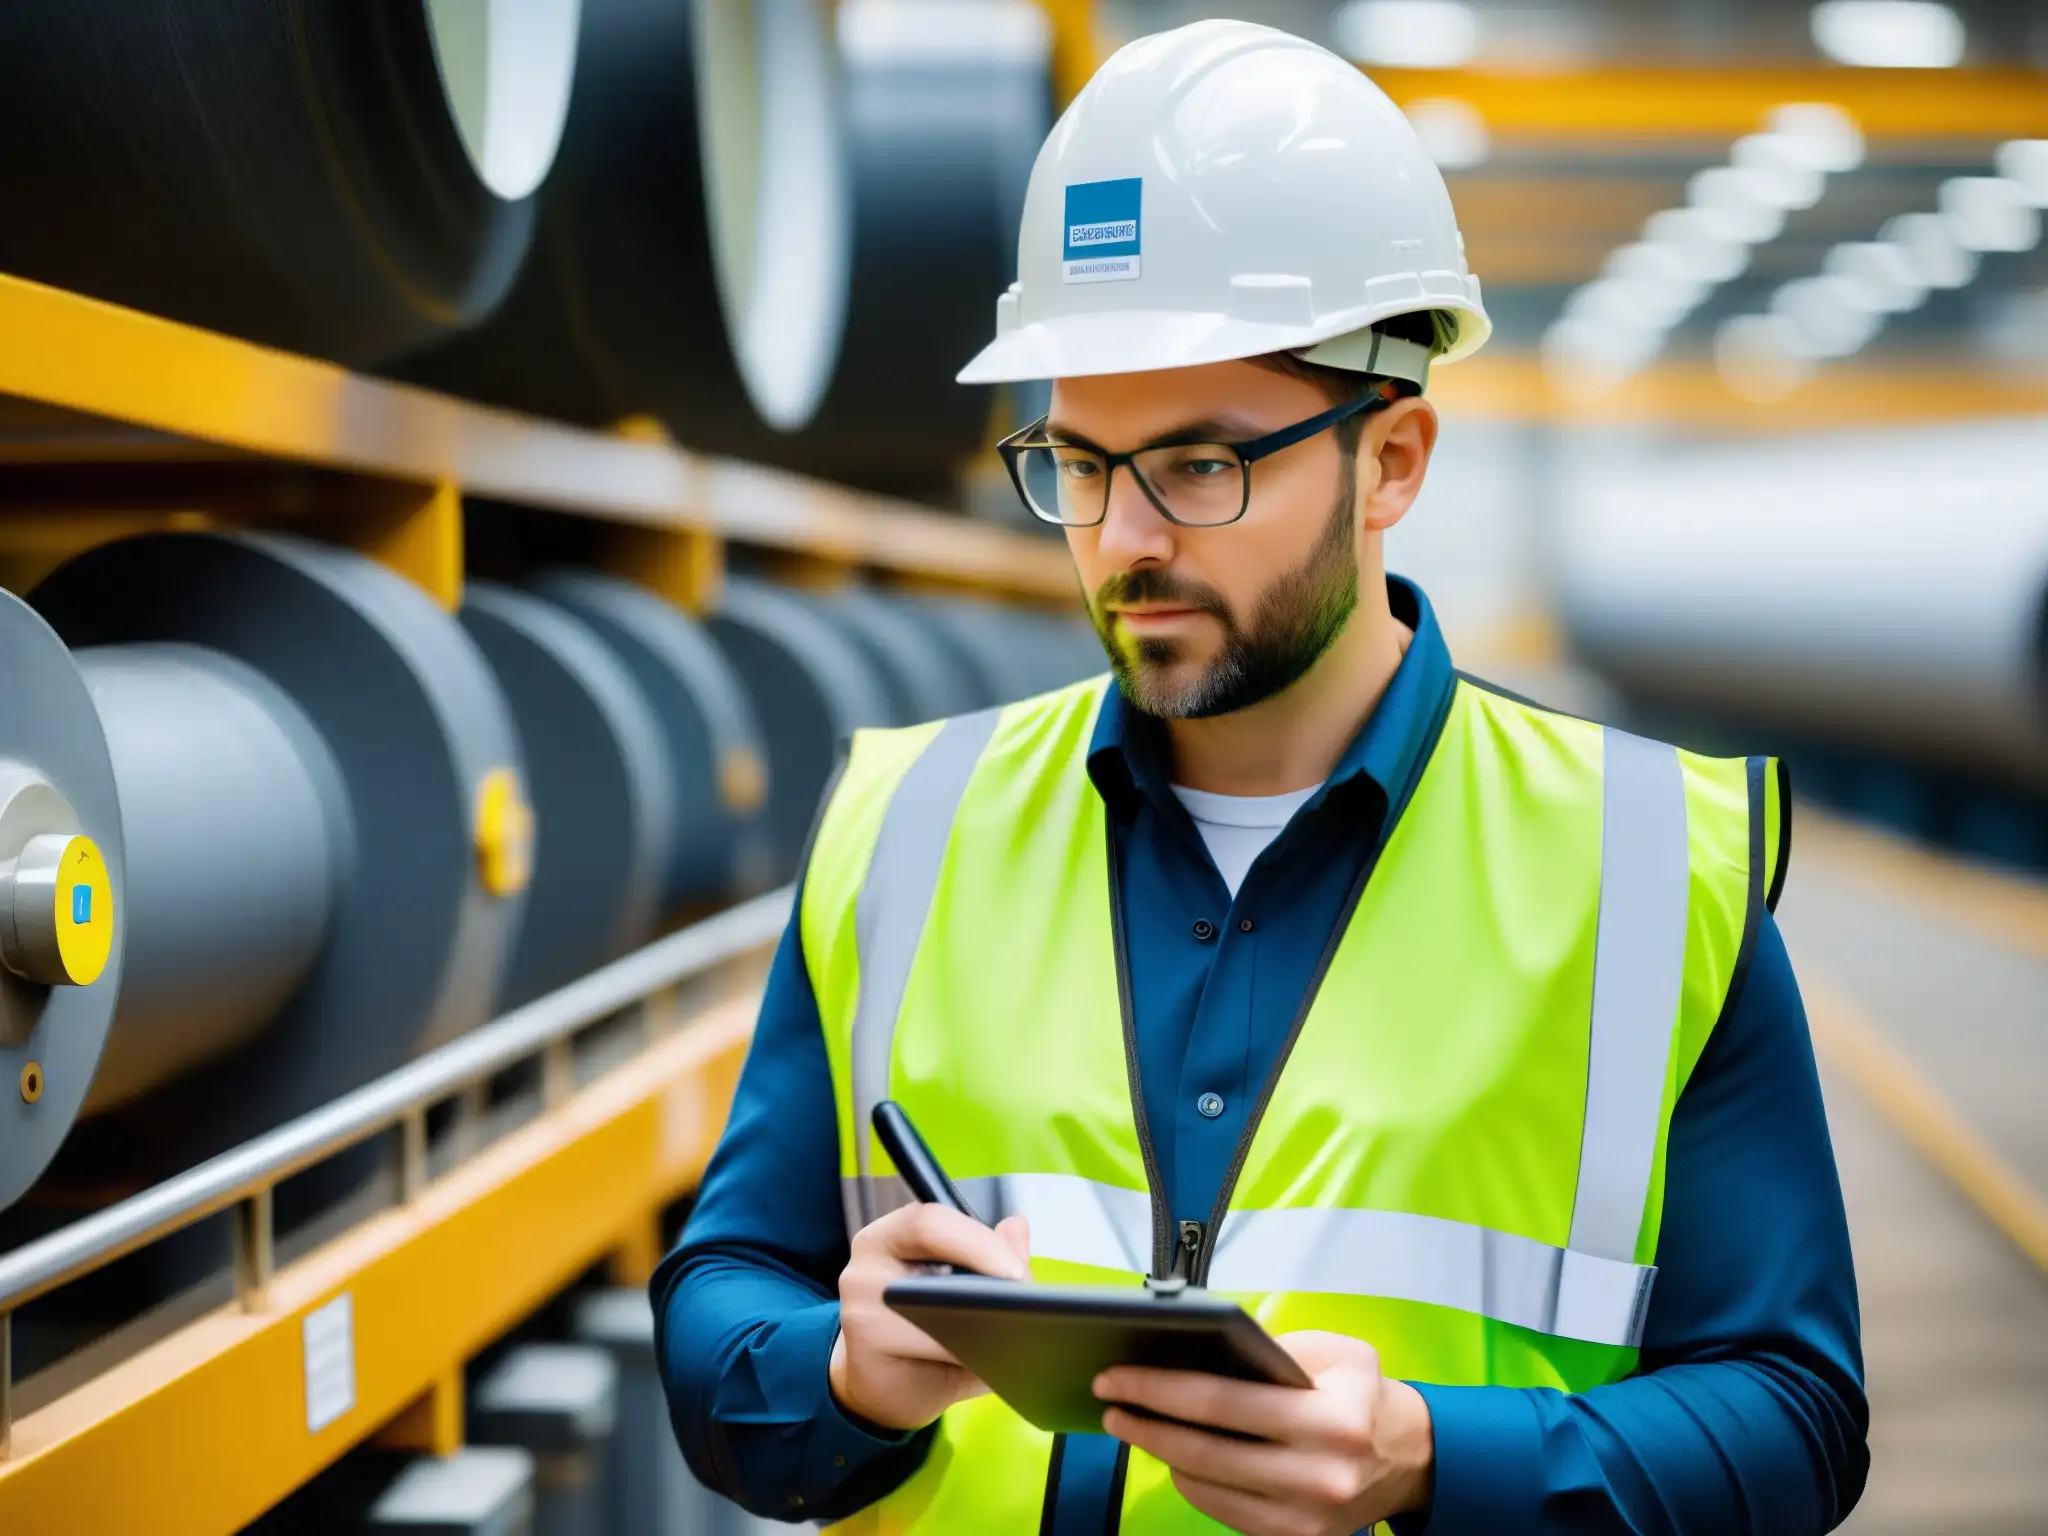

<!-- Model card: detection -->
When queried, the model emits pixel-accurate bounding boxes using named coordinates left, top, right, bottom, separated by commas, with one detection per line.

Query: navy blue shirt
left=653, top=578, right=1869, bottom=1533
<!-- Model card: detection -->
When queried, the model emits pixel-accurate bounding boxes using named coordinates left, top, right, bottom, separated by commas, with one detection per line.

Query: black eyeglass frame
left=995, top=382, right=1397, bottom=529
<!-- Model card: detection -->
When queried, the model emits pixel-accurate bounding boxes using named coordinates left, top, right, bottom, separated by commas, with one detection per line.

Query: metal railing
left=0, top=886, right=792, bottom=1455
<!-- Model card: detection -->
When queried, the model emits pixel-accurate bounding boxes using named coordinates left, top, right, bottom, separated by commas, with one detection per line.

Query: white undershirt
left=1169, top=783, right=1321, bottom=898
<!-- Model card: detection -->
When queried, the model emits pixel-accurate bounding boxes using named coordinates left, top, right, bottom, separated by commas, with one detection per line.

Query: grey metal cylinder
left=816, top=590, right=987, bottom=725
left=75, top=643, right=343, bottom=1115
left=472, top=1344, right=620, bottom=1536
left=705, top=579, right=894, bottom=883
left=1553, top=419, right=2048, bottom=793
left=529, top=572, right=771, bottom=908
left=574, top=1289, right=732, bottom=1536
left=896, top=597, right=1103, bottom=709
left=30, top=529, right=527, bottom=1187
left=367, top=1446, right=537, bottom=1536
left=757, top=0, right=1050, bottom=497
left=461, top=584, right=675, bottom=1010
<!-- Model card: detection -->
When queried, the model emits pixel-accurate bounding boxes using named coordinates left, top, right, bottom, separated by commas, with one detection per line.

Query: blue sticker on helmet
left=1063, top=178, right=1142, bottom=284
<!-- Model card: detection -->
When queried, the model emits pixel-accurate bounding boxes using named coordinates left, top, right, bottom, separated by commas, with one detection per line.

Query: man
left=655, top=19, right=1866, bottom=1534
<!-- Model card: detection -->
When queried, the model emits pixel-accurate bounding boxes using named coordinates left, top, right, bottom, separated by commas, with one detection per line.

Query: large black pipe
left=756, top=0, right=1051, bottom=499
left=399, top=0, right=852, bottom=458
left=0, top=1, right=578, bottom=366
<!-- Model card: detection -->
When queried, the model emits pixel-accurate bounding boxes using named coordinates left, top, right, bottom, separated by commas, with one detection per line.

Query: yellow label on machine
left=474, top=767, right=535, bottom=898
left=53, top=834, right=112, bottom=986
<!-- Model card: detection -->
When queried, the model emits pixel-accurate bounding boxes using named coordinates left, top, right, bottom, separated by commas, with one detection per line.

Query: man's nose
left=1094, top=464, right=1175, bottom=568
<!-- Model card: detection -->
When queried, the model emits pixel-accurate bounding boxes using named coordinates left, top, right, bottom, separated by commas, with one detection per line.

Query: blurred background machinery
left=0, top=2, right=2040, bottom=1534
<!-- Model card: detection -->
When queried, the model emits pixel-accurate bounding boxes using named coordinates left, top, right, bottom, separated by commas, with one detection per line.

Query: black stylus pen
left=872, top=1100, right=986, bottom=1225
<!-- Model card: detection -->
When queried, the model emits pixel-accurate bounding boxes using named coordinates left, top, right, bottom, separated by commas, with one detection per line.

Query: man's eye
left=1181, top=457, right=1231, bottom=477
left=1059, top=458, right=1101, bottom=479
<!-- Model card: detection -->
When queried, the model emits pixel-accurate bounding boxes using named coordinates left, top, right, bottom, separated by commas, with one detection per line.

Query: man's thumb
left=995, top=1214, right=1032, bottom=1272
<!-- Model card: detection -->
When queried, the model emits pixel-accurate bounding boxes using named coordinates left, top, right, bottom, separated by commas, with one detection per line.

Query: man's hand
left=827, top=1204, right=1031, bottom=1433
left=1096, top=1330, right=1433, bottom=1536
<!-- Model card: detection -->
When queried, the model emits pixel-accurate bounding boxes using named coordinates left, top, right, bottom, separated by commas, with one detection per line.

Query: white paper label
left=302, top=1291, right=356, bottom=1434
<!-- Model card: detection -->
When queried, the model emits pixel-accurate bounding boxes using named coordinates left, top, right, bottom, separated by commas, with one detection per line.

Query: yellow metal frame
left=1366, top=66, right=2048, bottom=141
left=0, top=997, right=755, bottom=1533
left=1430, top=354, right=2048, bottom=431
left=0, top=272, right=1078, bottom=605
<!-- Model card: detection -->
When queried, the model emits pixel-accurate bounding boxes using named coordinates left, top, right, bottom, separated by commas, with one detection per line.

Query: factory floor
left=1782, top=831, right=2048, bottom=1534
left=1477, top=648, right=2048, bottom=1534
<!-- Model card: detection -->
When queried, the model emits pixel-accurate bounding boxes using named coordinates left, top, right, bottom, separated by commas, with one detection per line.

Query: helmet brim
left=956, top=299, right=1492, bottom=386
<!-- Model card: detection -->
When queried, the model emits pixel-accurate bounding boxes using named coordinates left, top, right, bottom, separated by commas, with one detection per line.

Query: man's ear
left=1361, top=396, right=1438, bottom=534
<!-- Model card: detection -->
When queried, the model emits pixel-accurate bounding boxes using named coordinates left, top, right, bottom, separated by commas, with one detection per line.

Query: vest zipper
left=1106, top=824, right=1176, bottom=1279
left=1186, top=833, right=1394, bottom=1286
left=1169, top=1220, right=1204, bottom=1282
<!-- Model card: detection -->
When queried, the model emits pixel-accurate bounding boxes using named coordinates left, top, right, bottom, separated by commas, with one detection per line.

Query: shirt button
left=1192, top=919, right=1216, bottom=941
left=1197, top=1092, right=1225, bottom=1119
left=1238, top=917, right=1255, bottom=933
left=833, top=1454, right=847, bottom=1468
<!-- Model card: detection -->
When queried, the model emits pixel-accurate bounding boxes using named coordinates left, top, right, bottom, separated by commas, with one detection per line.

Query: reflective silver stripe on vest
left=848, top=708, right=1004, bottom=1228
left=844, top=1172, right=1654, bottom=1347
left=1206, top=1206, right=1654, bottom=1348
left=1570, top=728, right=1690, bottom=1273
left=843, top=1171, right=1155, bottom=1275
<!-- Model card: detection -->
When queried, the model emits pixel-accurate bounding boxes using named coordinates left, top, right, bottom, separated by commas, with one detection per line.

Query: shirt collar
left=1085, top=574, right=1455, bottom=828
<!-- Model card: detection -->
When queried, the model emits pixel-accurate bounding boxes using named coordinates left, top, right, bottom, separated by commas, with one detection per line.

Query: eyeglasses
left=996, top=384, right=1395, bottom=529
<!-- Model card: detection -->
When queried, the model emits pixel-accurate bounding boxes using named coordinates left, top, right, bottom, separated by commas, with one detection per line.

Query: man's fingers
left=1094, top=1365, right=1317, bottom=1441
left=871, top=1203, right=1031, bottom=1279
left=996, top=1213, right=1031, bottom=1269
left=1099, top=1407, right=1302, bottom=1497
left=1277, top=1328, right=1381, bottom=1382
left=1166, top=1468, right=1292, bottom=1536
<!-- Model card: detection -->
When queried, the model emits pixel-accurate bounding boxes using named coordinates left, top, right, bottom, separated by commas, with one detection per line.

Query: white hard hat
left=957, top=18, right=1489, bottom=391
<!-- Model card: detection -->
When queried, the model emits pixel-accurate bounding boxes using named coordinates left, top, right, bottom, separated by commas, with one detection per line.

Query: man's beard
left=1086, top=464, right=1360, bottom=720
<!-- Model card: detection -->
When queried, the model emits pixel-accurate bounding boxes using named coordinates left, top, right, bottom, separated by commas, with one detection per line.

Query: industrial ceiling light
left=1714, top=313, right=1816, bottom=400
left=1883, top=211, right=1980, bottom=288
left=1937, top=176, right=2043, bottom=253
left=1543, top=315, right=1663, bottom=395
left=1996, top=140, right=2048, bottom=206
left=1331, top=1, right=1480, bottom=69
left=1643, top=209, right=1752, bottom=284
left=1823, top=241, right=1928, bottom=313
left=1771, top=275, right=1884, bottom=357
left=1686, top=167, right=1789, bottom=245
left=1730, top=133, right=1828, bottom=211
left=1809, top=2, right=1965, bottom=69
left=1404, top=97, right=1490, bottom=170
left=1765, top=103, right=1865, bottom=174
left=1553, top=99, right=1864, bottom=394
left=1602, top=244, right=1712, bottom=320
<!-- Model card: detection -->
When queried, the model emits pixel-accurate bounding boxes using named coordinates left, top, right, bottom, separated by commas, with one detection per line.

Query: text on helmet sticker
left=1063, top=178, right=1142, bottom=284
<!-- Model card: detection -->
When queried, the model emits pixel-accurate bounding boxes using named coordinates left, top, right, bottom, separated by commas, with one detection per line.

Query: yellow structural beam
left=0, top=1000, right=755, bottom=1534
left=1036, top=0, right=1099, bottom=108
left=1429, top=353, right=2048, bottom=431
left=0, top=273, right=1079, bottom=604
left=1367, top=66, right=2048, bottom=141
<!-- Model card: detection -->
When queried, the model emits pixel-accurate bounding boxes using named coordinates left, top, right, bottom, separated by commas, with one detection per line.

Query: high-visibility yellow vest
left=802, top=675, right=1785, bottom=1533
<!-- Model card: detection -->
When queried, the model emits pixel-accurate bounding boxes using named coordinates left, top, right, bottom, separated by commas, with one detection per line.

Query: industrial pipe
left=400, top=0, right=853, bottom=457
left=1554, top=418, right=2048, bottom=795
left=758, top=0, right=1052, bottom=498
left=531, top=571, right=775, bottom=905
left=0, top=0, right=580, bottom=366
left=705, top=578, right=895, bottom=884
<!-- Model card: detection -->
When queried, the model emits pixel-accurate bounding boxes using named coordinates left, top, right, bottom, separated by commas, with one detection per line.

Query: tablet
left=884, top=1274, right=1311, bottom=1436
